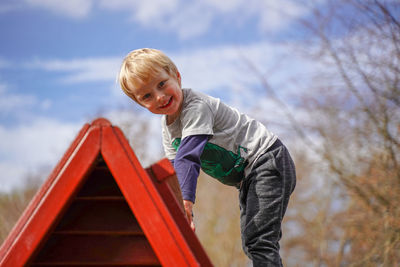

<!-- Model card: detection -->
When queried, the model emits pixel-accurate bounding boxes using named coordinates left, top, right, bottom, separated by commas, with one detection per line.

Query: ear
left=176, top=71, right=182, bottom=87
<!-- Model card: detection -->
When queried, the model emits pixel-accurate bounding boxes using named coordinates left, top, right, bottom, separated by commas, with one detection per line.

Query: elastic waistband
left=237, top=138, right=283, bottom=190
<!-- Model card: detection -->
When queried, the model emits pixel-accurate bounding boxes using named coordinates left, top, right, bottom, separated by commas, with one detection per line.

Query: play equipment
left=0, top=118, right=213, bottom=267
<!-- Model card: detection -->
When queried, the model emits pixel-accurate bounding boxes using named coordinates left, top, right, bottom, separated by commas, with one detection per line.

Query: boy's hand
left=183, top=200, right=195, bottom=231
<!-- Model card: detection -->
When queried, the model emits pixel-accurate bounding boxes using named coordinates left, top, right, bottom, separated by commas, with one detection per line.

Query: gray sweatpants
left=239, top=139, right=296, bottom=267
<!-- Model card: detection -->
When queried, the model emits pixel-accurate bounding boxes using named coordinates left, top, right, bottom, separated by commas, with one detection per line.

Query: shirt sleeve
left=162, top=119, right=177, bottom=160
left=180, top=99, right=214, bottom=138
left=174, top=134, right=210, bottom=203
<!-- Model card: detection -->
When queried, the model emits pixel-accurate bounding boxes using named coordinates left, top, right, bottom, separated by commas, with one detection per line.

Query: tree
left=278, top=0, right=400, bottom=266
left=262, top=0, right=400, bottom=265
left=0, top=175, right=41, bottom=243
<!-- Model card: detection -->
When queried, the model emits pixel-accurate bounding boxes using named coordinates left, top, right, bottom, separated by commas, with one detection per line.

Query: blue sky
left=0, top=0, right=324, bottom=191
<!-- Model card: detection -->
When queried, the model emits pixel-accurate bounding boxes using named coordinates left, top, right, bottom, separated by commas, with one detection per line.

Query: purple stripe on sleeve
left=173, top=134, right=210, bottom=203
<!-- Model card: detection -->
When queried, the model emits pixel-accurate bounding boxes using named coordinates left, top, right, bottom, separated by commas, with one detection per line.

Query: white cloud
left=172, top=41, right=305, bottom=96
left=24, top=0, right=93, bottom=19
left=0, top=118, right=82, bottom=191
left=257, top=1, right=310, bottom=32
left=172, top=46, right=245, bottom=91
left=25, top=57, right=122, bottom=83
left=162, top=2, right=215, bottom=40
left=0, top=83, right=37, bottom=114
left=22, top=40, right=311, bottom=105
left=98, top=0, right=212, bottom=39
left=202, top=0, right=242, bottom=13
left=99, top=0, right=179, bottom=25
left=0, top=82, right=53, bottom=118
left=101, top=0, right=318, bottom=39
left=22, top=42, right=292, bottom=94
left=16, top=0, right=319, bottom=39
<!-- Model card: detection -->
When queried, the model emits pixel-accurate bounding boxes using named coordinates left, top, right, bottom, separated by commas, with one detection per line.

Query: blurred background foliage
left=0, top=176, right=40, bottom=242
left=1, top=0, right=399, bottom=266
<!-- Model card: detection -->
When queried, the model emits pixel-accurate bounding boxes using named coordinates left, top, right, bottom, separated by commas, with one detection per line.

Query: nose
left=156, top=92, right=166, bottom=103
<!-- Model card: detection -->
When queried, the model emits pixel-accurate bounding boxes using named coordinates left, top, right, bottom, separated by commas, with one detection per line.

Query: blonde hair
left=118, top=48, right=178, bottom=100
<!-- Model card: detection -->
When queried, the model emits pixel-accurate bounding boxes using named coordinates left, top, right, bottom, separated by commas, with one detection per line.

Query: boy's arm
left=173, top=134, right=210, bottom=230
left=174, top=134, right=209, bottom=202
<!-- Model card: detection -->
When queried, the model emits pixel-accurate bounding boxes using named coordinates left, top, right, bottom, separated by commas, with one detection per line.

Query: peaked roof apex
left=91, top=117, right=111, bottom=127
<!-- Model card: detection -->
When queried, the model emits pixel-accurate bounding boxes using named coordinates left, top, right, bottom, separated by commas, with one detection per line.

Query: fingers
left=190, top=220, right=196, bottom=232
left=187, top=212, right=195, bottom=231
left=183, top=200, right=195, bottom=231
left=183, top=200, right=193, bottom=220
left=186, top=209, right=195, bottom=230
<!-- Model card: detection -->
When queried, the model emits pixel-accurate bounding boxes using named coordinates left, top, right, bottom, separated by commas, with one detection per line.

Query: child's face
left=129, top=69, right=183, bottom=120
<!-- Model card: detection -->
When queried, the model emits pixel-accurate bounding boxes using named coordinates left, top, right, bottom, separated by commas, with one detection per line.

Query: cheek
left=177, top=90, right=183, bottom=102
left=164, top=85, right=174, bottom=93
left=140, top=101, right=153, bottom=110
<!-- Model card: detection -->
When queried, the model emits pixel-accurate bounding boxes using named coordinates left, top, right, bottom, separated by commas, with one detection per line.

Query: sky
left=0, top=0, right=325, bottom=191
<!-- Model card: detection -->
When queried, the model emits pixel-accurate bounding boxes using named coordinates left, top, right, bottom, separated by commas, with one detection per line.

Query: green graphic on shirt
left=172, top=138, right=248, bottom=186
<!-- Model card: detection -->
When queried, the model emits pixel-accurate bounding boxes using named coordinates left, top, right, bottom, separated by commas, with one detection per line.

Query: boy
left=119, top=48, right=296, bottom=266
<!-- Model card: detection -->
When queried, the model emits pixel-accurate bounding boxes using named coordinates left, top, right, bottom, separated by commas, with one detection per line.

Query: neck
left=166, top=108, right=181, bottom=125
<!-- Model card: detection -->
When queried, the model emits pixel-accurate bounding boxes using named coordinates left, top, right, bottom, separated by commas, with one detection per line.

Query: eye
left=142, top=93, right=152, bottom=101
left=158, top=80, right=166, bottom=88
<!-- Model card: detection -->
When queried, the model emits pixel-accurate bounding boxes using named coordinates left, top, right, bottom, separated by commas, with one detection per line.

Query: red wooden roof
left=0, top=118, right=213, bottom=267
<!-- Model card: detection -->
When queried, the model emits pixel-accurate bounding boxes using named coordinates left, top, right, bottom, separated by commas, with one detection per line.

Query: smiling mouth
left=160, top=97, right=172, bottom=109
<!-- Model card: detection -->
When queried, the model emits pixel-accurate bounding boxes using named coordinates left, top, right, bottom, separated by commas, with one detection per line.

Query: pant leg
left=239, top=139, right=296, bottom=267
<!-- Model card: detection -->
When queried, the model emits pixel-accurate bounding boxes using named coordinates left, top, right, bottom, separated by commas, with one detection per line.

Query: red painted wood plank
left=31, top=264, right=160, bottom=267
left=145, top=166, right=185, bottom=217
left=54, top=198, right=142, bottom=233
left=147, top=162, right=214, bottom=267
left=32, top=235, right=159, bottom=265
left=102, top=125, right=200, bottom=267
left=147, top=158, right=185, bottom=213
left=150, top=158, right=176, bottom=182
left=0, top=125, right=101, bottom=267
